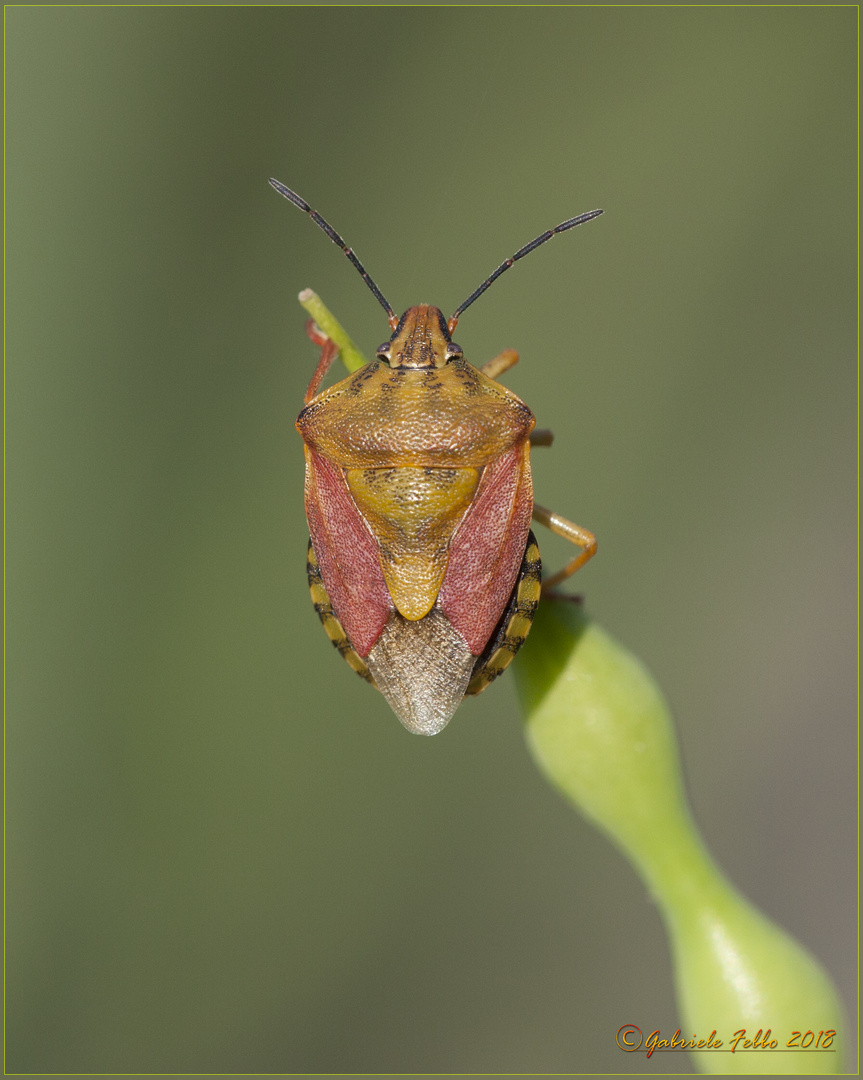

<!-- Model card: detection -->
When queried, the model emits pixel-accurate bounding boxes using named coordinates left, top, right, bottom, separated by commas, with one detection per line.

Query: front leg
left=480, top=348, right=519, bottom=380
left=304, top=319, right=341, bottom=404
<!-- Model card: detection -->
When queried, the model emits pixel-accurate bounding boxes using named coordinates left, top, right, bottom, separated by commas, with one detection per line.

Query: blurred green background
left=6, top=6, right=856, bottom=1074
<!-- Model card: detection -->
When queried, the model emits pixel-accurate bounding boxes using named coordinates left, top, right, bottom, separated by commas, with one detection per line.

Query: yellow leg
left=481, top=349, right=519, bottom=380
left=532, top=503, right=597, bottom=592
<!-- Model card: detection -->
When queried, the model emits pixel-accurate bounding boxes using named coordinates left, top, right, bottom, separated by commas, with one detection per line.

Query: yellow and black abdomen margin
left=465, top=529, right=541, bottom=696
left=306, top=539, right=375, bottom=684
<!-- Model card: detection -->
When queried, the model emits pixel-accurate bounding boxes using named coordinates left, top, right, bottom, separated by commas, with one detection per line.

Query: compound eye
left=445, top=341, right=463, bottom=361
left=376, top=342, right=392, bottom=361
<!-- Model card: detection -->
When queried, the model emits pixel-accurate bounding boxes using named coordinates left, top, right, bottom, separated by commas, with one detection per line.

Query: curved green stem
left=514, top=599, right=845, bottom=1074
left=298, top=288, right=368, bottom=372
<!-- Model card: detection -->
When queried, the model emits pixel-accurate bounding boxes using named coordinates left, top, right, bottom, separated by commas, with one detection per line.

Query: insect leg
left=480, top=349, right=519, bottom=380
left=532, top=503, right=597, bottom=592
left=304, top=319, right=340, bottom=403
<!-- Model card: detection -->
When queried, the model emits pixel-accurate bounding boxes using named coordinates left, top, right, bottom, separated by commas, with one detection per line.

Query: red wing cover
left=439, top=443, right=533, bottom=656
left=304, top=447, right=392, bottom=657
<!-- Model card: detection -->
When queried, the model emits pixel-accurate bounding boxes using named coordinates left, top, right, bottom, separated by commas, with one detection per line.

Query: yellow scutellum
left=299, top=294, right=845, bottom=1074
left=514, top=599, right=844, bottom=1074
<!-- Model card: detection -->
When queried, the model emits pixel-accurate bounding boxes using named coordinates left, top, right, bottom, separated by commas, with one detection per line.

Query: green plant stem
left=514, top=599, right=845, bottom=1074
left=298, top=288, right=368, bottom=372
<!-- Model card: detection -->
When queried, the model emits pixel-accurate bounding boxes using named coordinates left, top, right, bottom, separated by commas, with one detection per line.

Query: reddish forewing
left=304, top=446, right=392, bottom=657
left=440, top=442, right=533, bottom=655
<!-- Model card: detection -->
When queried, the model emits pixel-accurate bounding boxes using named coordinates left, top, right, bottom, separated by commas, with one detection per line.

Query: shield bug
left=271, top=179, right=602, bottom=735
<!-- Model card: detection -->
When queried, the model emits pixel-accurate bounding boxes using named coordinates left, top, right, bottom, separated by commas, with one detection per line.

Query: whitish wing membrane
left=364, top=609, right=476, bottom=735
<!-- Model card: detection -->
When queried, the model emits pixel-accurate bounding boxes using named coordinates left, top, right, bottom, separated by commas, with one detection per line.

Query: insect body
left=271, top=179, right=602, bottom=735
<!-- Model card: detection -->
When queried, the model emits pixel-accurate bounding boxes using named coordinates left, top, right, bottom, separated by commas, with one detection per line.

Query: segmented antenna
left=269, top=178, right=398, bottom=329
left=448, top=208, right=604, bottom=332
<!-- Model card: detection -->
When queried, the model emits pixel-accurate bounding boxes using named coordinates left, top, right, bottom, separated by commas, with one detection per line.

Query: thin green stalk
left=514, top=599, right=845, bottom=1074
left=298, top=288, right=368, bottom=372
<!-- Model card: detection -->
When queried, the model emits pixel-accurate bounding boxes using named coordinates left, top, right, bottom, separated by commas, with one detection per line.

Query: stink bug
left=271, top=179, right=602, bottom=735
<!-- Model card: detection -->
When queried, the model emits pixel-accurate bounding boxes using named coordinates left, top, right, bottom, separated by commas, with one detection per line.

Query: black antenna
left=448, top=208, right=604, bottom=332
left=269, top=179, right=398, bottom=328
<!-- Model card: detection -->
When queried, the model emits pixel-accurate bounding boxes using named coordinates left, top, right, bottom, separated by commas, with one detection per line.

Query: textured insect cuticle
left=465, top=529, right=542, bottom=697
left=306, top=538, right=375, bottom=686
